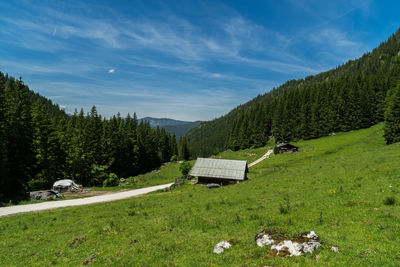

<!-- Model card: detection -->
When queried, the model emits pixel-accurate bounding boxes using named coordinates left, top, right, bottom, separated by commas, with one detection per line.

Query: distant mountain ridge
left=138, top=117, right=193, bottom=127
left=138, top=117, right=201, bottom=138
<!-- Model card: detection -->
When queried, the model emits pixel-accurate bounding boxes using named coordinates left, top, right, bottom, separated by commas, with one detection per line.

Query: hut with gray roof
left=190, top=158, right=248, bottom=184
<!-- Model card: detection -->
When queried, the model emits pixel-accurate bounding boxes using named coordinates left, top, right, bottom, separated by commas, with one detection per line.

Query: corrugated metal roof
left=189, top=158, right=247, bottom=180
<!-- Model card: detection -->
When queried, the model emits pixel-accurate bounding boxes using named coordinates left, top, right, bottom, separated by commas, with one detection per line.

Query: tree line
left=0, top=73, right=189, bottom=202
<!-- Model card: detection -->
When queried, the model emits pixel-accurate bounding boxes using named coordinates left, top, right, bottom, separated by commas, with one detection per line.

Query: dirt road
left=0, top=183, right=173, bottom=217
left=248, top=149, right=273, bottom=167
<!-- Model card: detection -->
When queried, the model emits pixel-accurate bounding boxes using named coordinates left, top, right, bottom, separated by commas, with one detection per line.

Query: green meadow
left=1, top=124, right=400, bottom=266
left=216, top=147, right=271, bottom=162
left=2, top=162, right=182, bottom=207
left=89, top=162, right=182, bottom=192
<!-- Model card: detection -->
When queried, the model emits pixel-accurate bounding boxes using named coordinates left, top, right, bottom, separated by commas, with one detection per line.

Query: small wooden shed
left=276, top=143, right=298, bottom=153
left=189, top=158, right=248, bottom=185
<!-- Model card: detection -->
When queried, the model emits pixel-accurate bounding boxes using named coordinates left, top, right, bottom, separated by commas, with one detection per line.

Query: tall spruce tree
left=31, top=102, right=66, bottom=189
left=86, top=106, right=103, bottom=165
left=178, top=137, right=190, bottom=160
left=384, top=82, right=400, bottom=144
left=3, top=78, right=35, bottom=199
left=0, top=73, right=7, bottom=199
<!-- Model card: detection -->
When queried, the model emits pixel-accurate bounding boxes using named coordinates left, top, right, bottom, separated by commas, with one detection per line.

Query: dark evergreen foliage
left=0, top=72, right=178, bottom=202
left=177, top=137, right=190, bottom=160
left=0, top=73, right=7, bottom=200
left=384, top=82, right=400, bottom=144
left=187, top=28, right=400, bottom=155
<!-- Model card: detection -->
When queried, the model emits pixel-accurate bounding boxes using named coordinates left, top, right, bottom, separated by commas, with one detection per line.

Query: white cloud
left=2, top=1, right=367, bottom=120
left=0, top=2, right=321, bottom=76
left=306, top=27, right=366, bottom=63
left=210, top=73, right=222, bottom=78
left=309, top=28, right=357, bottom=48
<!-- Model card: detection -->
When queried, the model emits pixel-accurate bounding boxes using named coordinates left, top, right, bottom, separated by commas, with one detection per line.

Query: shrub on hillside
left=91, top=165, right=109, bottom=186
left=103, top=173, right=120, bottom=187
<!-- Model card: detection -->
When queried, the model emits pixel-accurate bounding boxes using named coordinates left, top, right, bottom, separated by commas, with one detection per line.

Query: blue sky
left=0, top=0, right=399, bottom=121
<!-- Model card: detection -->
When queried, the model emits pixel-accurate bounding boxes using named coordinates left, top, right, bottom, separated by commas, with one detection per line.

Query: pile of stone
left=213, top=230, right=338, bottom=257
left=29, top=190, right=63, bottom=201
left=255, top=230, right=321, bottom=257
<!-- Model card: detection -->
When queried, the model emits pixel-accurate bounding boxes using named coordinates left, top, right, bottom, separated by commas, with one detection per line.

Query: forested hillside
left=185, top=94, right=268, bottom=156
left=0, top=73, right=180, bottom=202
left=186, top=28, right=400, bottom=156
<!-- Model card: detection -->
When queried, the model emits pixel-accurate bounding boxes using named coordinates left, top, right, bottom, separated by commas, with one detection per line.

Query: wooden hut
left=189, top=158, right=248, bottom=185
left=276, top=143, right=298, bottom=153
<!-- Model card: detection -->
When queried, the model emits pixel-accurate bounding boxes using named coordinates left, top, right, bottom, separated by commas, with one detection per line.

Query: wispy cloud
left=0, top=0, right=382, bottom=120
left=0, top=0, right=322, bottom=77
left=309, top=28, right=358, bottom=48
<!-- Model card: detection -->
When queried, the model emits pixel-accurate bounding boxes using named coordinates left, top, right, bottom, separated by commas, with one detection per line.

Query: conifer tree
left=0, top=73, right=7, bottom=198
left=31, top=102, right=66, bottom=189
left=68, top=109, right=92, bottom=185
left=178, top=137, right=190, bottom=160
left=3, top=78, right=35, bottom=199
left=169, top=134, right=178, bottom=159
left=384, top=82, right=400, bottom=144
left=86, top=106, right=103, bottom=165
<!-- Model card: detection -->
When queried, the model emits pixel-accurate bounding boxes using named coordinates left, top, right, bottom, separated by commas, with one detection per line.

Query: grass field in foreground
left=1, top=124, right=400, bottom=266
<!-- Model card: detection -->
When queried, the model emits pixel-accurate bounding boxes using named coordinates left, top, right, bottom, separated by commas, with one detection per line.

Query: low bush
left=103, top=173, right=120, bottom=187
left=179, top=161, right=193, bottom=176
left=91, top=165, right=109, bottom=186
left=27, top=177, right=50, bottom=191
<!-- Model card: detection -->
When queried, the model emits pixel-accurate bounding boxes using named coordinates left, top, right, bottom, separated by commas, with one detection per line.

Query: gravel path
left=248, top=149, right=273, bottom=168
left=0, top=183, right=173, bottom=217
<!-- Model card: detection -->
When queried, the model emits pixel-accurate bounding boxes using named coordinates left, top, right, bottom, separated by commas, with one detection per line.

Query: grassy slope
left=1, top=124, right=400, bottom=266
left=215, top=147, right=270, bottom=162
left=90, top=162, right=181, bottom=191
left=2, top=163, right=181, bottom=207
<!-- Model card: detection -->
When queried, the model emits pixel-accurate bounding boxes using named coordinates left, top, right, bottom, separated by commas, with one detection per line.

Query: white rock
left=256, top=234, right=274, bottom=247
left=271, top=240, right=303, bottom=257
left=213, top=241, right=231, bottom=254
left=306, top=231, right=318, bottom=240
left=302, top=241, right=321, bottom=254
left=53, top=179, right=80, bottom=192
left=331, top=246, right=339, bottom=253
left=271, top=240, right=321, bottom=257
